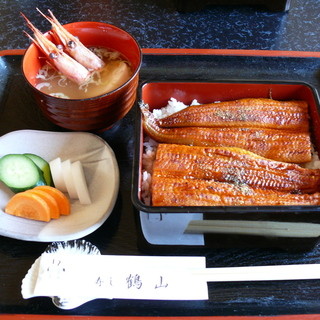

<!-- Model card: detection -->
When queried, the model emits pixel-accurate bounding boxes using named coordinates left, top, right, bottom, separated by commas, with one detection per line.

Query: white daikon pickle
left=71, top=161, right=91, bottom=205
left=61, top=160, right=78, bottom=199
left=49, top=157, right=67, bottom=192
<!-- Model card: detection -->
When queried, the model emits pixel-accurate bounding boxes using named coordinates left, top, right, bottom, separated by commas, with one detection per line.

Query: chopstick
left=185, top=220, right=320, bottom=237
left=193, top=263, right=320, bottom=282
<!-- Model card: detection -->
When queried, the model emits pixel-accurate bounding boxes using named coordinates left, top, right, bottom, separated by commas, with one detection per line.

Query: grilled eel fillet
left=152, top=177, right=320, bottom=206
left=140, top=104, right=312, bottom=163
left=153, top=144, right=320, bottom=193
left=157, top=98, right=310, bottom=131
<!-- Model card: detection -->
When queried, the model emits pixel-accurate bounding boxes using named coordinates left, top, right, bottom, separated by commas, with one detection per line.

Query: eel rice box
left=132, top=81, right=320, bottom=249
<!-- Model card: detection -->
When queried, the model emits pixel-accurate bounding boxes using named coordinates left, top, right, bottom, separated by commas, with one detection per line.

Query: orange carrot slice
left=26, top=189, right=60, bottom=219
left=5, top=192, right=51, bottom=222
left=34, top=185, right=71, bottom=215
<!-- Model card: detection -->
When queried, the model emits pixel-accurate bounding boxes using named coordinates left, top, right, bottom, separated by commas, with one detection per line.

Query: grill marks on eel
left=153, top=144, right=320, bottom=193
left=141, top=103, right=312, bottom=163
left=157, top=98, right=310, bottom=131
left=140, top=98, right=320, bottom=206
left=151, top=144, right=320, bottom=206
left=152, top=177, right=320, bottom=206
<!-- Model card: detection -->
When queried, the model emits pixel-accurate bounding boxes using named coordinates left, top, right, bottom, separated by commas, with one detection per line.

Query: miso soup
left=35, top=47, right=133, bottom=99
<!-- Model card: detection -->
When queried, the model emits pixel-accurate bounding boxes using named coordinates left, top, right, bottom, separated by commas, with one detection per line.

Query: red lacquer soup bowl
left=22, top=21, right=142, bottom=131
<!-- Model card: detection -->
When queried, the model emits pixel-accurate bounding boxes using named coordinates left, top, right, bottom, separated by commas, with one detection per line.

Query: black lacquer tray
left=1, top=52, right=320, bottom=318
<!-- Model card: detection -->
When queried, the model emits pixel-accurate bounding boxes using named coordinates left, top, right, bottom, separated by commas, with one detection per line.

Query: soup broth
left=35, top=47, right=133, bottom=99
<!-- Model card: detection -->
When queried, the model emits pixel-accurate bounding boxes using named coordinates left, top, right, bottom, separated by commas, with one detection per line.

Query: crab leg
left=22, top=12, right=91, bottom=85
left=37, top=8, right=105, bottom=71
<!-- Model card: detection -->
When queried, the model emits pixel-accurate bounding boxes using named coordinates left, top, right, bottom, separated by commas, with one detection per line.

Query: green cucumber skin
left=24, top=153, right=53, bottom=186
left=0, top=154, right=47, bottom=193
left=8, top=180, right=46, bottom=193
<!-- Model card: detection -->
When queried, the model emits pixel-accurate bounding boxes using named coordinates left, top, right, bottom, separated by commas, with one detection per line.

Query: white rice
left=140, top=97, right=320, bottom=205
left=303, top=150, right=320, bottom=169
left=152, top=97, right=200, bottom=119
left=140, top=97, right=199, bottom=205
left=141, top=137, right=157, bottom=205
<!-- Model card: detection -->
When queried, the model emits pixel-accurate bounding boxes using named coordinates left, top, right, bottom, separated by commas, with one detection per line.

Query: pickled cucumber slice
left=0, top=154, right=46, bottom=193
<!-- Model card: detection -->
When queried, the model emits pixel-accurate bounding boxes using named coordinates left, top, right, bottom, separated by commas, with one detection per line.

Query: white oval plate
left=0, top=130, right=119, bottom=242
